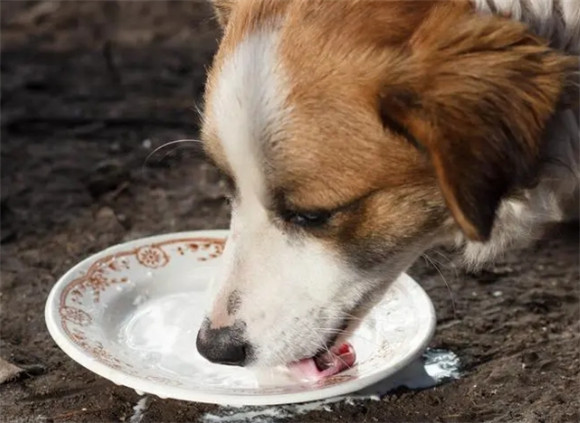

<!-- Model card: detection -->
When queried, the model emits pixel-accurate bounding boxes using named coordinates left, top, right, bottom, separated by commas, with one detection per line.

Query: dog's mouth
left=287, top=342, right=356, bottom=381
left=287, top=317, right=360, bottom=380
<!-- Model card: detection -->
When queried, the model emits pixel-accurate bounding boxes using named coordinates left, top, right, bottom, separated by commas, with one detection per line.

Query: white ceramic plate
left=45, top=230, right=436, bottom=406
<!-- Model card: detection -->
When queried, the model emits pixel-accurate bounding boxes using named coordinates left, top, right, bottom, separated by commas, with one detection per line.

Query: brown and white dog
left=196, top=0, right=579, bottom=377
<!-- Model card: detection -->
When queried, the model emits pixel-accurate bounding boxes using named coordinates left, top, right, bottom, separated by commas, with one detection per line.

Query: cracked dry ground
left=1, top=2, right=578, bottom=422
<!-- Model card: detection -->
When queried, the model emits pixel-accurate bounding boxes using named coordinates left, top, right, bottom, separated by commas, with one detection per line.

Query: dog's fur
left=197, top=0, right=579, bottom=367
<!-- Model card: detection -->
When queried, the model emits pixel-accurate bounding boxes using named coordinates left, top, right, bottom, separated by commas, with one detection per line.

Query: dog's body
left=464, top=0, right=579, bottom=264
left=196, top=0, right=579, bottom=372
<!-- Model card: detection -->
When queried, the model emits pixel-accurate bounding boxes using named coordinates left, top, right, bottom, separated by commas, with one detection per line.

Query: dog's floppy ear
left=211, top=0, right=235, bottom=28
left=380, top=6, right=576, bottom=241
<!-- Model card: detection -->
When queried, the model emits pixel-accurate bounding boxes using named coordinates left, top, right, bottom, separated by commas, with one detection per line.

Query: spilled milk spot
left=201, top=349, right=461, bottom=423
left=129, top=396, right=150, bottom=423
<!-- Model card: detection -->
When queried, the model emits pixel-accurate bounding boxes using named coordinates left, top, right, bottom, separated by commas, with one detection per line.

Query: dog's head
left=196, top=0, right=574, bottom=368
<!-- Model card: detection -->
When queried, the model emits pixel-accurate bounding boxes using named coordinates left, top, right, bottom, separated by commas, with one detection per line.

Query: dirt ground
left=1, top=2, right=578, bottom=422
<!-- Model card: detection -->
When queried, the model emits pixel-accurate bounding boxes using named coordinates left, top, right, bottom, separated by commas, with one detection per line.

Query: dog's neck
left=472, top=0, right=579, bottom=54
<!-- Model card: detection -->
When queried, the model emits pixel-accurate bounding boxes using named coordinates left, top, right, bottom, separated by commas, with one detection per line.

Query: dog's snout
left=196, top=321, right=250, bottom=366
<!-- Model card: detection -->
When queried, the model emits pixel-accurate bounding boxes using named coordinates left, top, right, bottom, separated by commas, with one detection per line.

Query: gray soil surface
left=1, top=2, right=578, bottom=422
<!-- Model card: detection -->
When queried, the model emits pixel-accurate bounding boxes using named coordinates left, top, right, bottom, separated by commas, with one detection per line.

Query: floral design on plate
left=60, top=306, right=92, bottom=326
left=136, top=246, right=170, bottom=268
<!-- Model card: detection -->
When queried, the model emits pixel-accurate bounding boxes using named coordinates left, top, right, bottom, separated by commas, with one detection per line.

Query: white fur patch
left=207, top=30, right=364, bottom=366
left=211, top=30, right=286, bottom=200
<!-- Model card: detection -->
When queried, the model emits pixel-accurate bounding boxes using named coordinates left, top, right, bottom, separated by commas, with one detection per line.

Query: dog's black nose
left=196, top=322, right=250, bottom=366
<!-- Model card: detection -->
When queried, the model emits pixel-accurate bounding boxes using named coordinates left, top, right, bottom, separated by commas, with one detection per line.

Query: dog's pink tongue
left=288, top=343, right=356, bottom=381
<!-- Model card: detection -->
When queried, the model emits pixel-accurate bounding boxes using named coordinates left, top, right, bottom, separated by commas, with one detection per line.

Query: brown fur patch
left=378, top=3, right=576, bottom=240
left=203, top=0, right=575, bottom=253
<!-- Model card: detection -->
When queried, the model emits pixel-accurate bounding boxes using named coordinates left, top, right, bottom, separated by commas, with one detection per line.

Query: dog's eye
left=283, top=210, right=332, bottom=228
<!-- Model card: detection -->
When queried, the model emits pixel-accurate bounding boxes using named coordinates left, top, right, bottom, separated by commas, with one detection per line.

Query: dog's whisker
left=430, top=249, right=456, bottom=267
left=319, top=313, right=366, bottom=322
left=308, top=325, right=352, bottom=369
left=422, top=252, right=458, bottom=318
left=192, top=100, right=204, bottom=120
left=307, top=325, right=332, bottom=355
left=313, top=328, right=380, bottom=346
left=425, top=250, right=460, bottom=291
left=142, top=138, right=204, bottom=174
left=156, top=143, right=203, bottom=163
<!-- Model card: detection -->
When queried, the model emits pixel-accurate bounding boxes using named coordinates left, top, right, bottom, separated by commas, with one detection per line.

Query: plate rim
left=45, top=230, right=436, bottom=406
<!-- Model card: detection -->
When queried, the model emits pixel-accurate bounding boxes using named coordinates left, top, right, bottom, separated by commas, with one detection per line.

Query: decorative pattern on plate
left=58, top=237, right=225, bottom=372
left=136, top=246, right=170, bottom=268
left=69, top=257, right=130, bottom=303
left=60, top=306, right=92, bottom=326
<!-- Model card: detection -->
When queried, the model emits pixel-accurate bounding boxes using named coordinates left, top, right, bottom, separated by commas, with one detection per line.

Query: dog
left=195, top=0, right=579, bottom=377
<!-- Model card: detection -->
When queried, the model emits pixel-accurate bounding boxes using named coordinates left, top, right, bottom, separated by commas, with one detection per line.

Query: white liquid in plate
left=113, top=287, right=380, bottom=389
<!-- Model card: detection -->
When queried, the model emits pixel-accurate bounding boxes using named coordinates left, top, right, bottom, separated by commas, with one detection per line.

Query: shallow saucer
left=45, top=230, right=436, bottom=406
